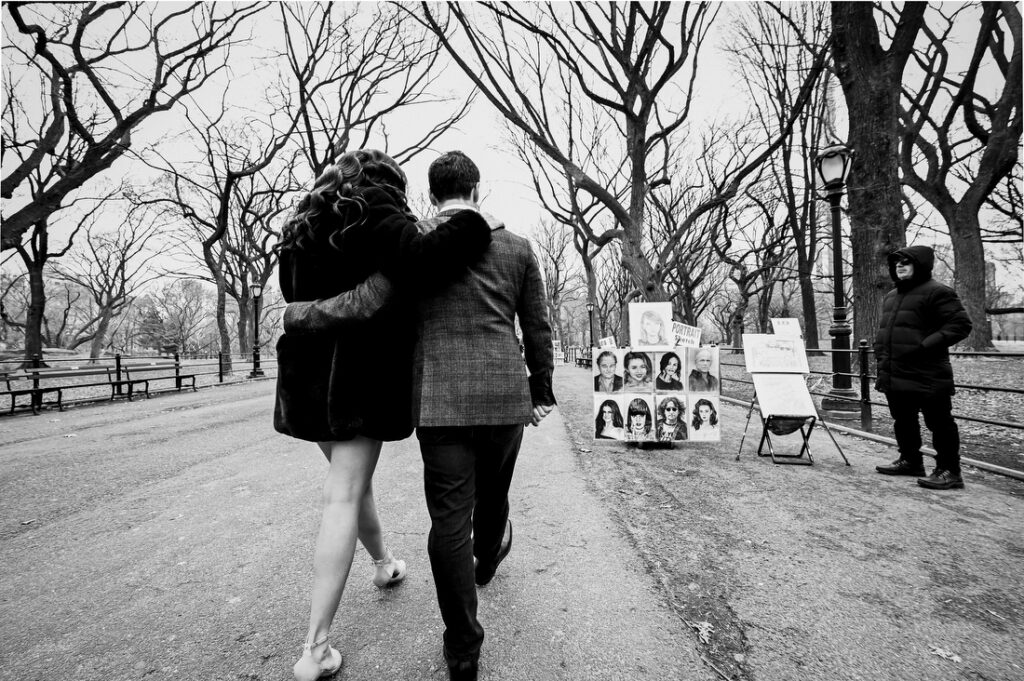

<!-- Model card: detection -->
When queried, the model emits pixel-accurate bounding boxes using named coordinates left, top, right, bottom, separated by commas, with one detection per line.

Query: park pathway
left=0, top=377, right=709, bottom=680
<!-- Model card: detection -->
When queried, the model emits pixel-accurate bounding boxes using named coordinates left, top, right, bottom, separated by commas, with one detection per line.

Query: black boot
left=917, top=469, right=964, bottom=490
left=875, top=458, right=926, bottom=476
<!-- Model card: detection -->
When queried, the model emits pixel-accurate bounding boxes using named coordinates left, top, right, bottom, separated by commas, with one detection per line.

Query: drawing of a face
left=699, top=404, right=712, bottom=422
left=664, top=356, right=679, bottom=376
left=598, top=354, right=617, bottom=379
left=663, top=401, right=680, bottom=424
left=631, top=412, right=646, bottom=429
left=627, top=358, right=647, bottom=382
left=696, top=350, right=712, bottom=373
left=601, top=406, right=615, bottom=424
left=643, top=317, right=661, bottom=339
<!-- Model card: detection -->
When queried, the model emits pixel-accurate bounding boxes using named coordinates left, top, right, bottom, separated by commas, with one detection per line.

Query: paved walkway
left=0, top=377, right=710, bottom=680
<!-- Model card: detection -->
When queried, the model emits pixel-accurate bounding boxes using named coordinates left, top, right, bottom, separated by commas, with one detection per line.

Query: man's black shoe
left=875, top=458, right=926, bottom=476
left=917, top=469, right=965, bottom=490
left=475, top=520, right=512, bottom=586
left=443, top=647, right=479, bottom=681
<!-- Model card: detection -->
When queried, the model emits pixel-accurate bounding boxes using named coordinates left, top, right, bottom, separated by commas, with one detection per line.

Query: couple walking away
left=273, top=149, right=556, bottom=681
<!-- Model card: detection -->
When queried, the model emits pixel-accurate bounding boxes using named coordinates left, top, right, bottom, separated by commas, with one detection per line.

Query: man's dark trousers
left=887, top=391, right=960, bottom=471
left=417, top=424, right=524, bottom=661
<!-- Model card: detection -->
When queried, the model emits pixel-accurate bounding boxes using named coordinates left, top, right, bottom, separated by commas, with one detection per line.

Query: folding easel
left=735, top=376, right=849, bottom=466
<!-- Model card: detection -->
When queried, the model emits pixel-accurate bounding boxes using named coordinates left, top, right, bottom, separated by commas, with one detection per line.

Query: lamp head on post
left=251, top=283, right=263, bottom=300
left=586, top=302, right=594, bottom=313
left=813, top=143, right=854, bottom=196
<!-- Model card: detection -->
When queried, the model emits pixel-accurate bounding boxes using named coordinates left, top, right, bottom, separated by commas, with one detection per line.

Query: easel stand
left=758, top=414, right=816, bottom=465
left=735, top=376, right=850, bottom=466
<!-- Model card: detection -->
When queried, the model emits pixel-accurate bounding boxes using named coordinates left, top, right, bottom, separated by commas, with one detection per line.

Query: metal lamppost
left=249, top=283, right=265, bottom=378
left=813, top=143, right=857, bottom=414
left=586, top=301, right=595, bottom=349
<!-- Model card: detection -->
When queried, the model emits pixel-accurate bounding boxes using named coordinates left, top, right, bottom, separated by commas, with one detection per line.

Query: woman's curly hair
left=277, top=149, right=408, bottom=253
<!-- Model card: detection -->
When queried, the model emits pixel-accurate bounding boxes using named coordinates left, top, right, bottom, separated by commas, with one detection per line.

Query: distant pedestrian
left=873, top=245, right=972, bottom=490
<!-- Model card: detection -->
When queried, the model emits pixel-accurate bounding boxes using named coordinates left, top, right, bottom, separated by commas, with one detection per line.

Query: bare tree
left=2, top=191, right=114, bottom=362
left=152, top=279, right=210, bottom=354
left=530, top=219, right=584, bottom=343
left=136, top=97, right=300, bottom=369
left=279, top=2, right=472, bottom=176
left=712, top=188, right=791, bottom=347
left=730, top=2, right=834, bottom=351
left=50, top=208, right=162, bottom=360
left=2, top=2, right=265, bottom=250
left=417, top=2, right=832, bottom=341
left=898, top=2, right=1022, bottom=349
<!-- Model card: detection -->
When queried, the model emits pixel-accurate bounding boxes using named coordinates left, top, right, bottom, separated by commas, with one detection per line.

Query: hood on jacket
left=887, top=245, right=934, bottom=285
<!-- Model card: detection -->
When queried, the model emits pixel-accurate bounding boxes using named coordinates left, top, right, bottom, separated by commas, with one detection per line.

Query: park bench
left=119, top=362, right=197, bottom=400
left=1, top=370, right=65, bottom=415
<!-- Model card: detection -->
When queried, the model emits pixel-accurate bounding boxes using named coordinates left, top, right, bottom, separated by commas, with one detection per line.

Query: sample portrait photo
left=593, top=348, right=624, bottom=394
left=622, top=394, right=657, bottom=442
left=686, top=346, right=720, bottom=393
left=594, top=396, right=625, bottom=440
left=689, top=396, right=722, bottom=441
left=654, top=351, right=684, bottom=392
left=621, top=350, right=655, bottom=392
left=629, top=302, right=673, bottom=349
left=654, top=395, right=688, bottom=442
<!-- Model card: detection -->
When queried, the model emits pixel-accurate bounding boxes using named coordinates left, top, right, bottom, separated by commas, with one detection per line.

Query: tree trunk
left=949, top=207, right=993, bottom=349
left=730, top=298, right=748, bottom=348
left=237, top=301, right=251, bottom=355
left=216, top=282, right=232, bottom=370
left=23, top=257, right=46, bottom=364
left=89, top=311, right=113, bottom=362
left=831, top=3, right=926, bottom=349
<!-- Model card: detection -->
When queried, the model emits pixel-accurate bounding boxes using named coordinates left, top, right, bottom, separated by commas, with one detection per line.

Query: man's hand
left=529, top=404, right=554, bottom=427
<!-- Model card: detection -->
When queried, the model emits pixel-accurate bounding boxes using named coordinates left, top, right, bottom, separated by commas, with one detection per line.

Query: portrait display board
left=592, top=344, right=721, bottom=442
left=629, top=302, right=674, bottom=349
left=742, top=334, right=810, bottom=374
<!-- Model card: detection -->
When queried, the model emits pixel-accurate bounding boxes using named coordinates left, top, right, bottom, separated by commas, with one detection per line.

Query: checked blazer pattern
left=413, top=209, right=554, bottom=427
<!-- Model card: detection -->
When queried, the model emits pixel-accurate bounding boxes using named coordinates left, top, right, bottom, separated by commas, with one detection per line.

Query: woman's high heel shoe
left=372, top=549, right=407, bottom=588
left=293, top=634, right=342, bottom=681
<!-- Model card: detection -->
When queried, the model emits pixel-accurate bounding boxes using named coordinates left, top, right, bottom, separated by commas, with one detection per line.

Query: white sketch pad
left=751, top=374, right=817, bottom=418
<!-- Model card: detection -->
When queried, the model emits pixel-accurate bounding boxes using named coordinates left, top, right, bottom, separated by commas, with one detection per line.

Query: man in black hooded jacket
left=873, top=245, right=972, bottom=490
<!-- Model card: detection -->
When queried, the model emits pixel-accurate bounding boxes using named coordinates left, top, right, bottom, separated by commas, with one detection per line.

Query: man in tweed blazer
left=415, top=151, right=554, bottom=680
left=283, top=151, right=555, bottom=681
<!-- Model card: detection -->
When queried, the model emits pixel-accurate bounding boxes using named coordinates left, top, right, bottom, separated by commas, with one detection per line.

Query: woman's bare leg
left=357, top=479, right=388, bottom=560
left=300, top=436, right=382, bottom=656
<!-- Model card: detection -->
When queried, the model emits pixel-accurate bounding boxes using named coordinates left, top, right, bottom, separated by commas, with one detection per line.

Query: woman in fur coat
left=274, top=149, right=491, bottom=681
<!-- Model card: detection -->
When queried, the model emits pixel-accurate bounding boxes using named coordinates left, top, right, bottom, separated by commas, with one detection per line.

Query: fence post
left=30, top=354, right=42, bottom=411
left=114, top=353, right=124, bottom=396
left=218, top=352, right=225, bottom=383
left=174, top=352, right=182, bottom=390
left=858, top=340, right=872, bottom=432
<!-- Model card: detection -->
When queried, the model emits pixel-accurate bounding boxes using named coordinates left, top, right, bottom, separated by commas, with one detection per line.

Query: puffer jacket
left=873, top=245, right=971, bottom=394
